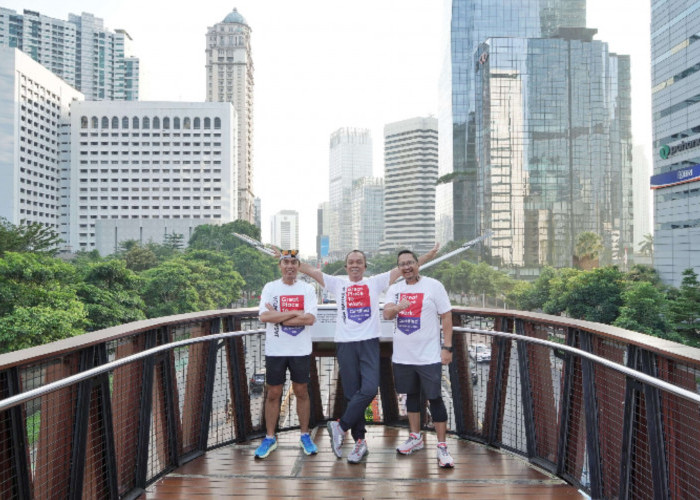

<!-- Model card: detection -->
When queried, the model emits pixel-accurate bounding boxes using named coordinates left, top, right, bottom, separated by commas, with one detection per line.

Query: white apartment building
left=271, top=210, right=299, bottom=250
left=381, top=117, right=438, bottom=254
left=328, top=127, right=373, bottom=258
left=351, top=177, right=384, bottom=255
left=69, top=101, right=237, bottom=252
left=0, top=8, right=139, bottom=101
left=0, top=48, right=83, bottom=232
left=206, top=9, right=255, bottom=223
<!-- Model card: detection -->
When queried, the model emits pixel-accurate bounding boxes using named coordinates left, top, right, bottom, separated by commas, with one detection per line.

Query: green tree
left=230, top=246, right=277, bottom=296
left=669, top=268, right=700, bottom=342
left=75, top=260, right=146, bottom=331
left=124, top=245, right=158, bottom=271
left=0, top=253, right=86, bottom=352
left=638, top=233, right=654, bottom=257
left=574, top=231, right=603, bottom=270
left=140, top=260, right=201, bottom=317
left=558, top=267, right=624, bottom=324
left=613, top=281, right=671, bottom=337
left=188, top=220, right=261, bottom=254
left=515, top=267, right=558, bottom=311
left=182, top=250, right=245, bottom=308
left=0, top=218, right=63, bottom=257
left=624, top=264, right=663, bottom=286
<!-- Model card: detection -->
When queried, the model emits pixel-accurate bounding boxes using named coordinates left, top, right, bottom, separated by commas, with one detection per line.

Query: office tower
left=0, top=8, right=139, bottom=101
left=0, top=48, right=83, bottom=235
left=206, top=9, right=255, bottom=224
left=380, top=117, right=438, bottom=254
left=69, top=101, right=237, bottom=253
left=253, top=196, right=262, bottom=231
left=351, top=177, right=384, bottom=255
left=328, top=128, right=373, bottom=258
left=650, top=0, right=700, bottom=286
left=474, top=32, right=632, bottom=269
left=271, top=210, right=299, bottom=250
left=438, top=0, right=586, bottom=243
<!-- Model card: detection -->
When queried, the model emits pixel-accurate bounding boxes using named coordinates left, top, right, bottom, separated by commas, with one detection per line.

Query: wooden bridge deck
left=142, top=426, right=585, bottom=499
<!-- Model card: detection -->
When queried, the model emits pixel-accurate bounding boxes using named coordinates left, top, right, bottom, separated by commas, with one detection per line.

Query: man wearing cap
left=383, top=249, right=455, bottom=468
left=298, top=245, right=438, bottom=464
left=254, top=249, right=319, bottom=459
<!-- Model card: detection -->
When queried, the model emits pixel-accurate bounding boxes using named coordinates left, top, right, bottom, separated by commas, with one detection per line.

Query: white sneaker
left=437, top=443, right=454, bottom=468
left=397, top=432, right=424, bottom=455
left=327, top=420, right=345, bottom=458
left=347, top=438, right=368, bottom=463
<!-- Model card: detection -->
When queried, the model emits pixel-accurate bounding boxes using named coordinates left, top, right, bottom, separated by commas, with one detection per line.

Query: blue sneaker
left=254, top=436, right=277, bottom=459
left=300, top=433, right=318, bottom=455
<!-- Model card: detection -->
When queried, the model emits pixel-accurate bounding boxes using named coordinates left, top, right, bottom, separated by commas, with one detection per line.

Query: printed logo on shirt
left=280, top=294, right=304, bottom=336
left=345, top=284, right=371, bottom=324
left=397, top=293, right=424, bottom=334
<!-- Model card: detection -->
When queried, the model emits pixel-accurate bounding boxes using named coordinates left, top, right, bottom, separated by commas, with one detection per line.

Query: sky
left=2, top=0, right=652, bottom=256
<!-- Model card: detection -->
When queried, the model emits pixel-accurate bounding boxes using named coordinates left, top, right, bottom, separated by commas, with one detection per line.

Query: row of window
left=80, top=116, right=223, bottom=130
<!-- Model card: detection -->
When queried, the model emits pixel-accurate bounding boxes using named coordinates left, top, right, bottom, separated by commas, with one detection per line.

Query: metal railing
left=1, top=306, right=700, bottom=499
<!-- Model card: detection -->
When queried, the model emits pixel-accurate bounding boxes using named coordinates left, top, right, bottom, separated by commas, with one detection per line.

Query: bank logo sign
left=660, top=138, right=700, bottom=159
left=650, top=164, right=700, bottom=189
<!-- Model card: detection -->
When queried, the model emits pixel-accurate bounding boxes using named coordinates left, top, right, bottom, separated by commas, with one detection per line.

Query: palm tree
left=638, top=233, right=653, bottom=257
left=574, top=231, right=603, bottom=270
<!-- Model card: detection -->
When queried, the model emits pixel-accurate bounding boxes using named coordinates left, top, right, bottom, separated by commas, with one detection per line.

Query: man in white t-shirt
left=383, top=249, right=455, bottom=468
left=298, top=246, right=437, bottom=464
left=254, top=250, right=318, bottom=460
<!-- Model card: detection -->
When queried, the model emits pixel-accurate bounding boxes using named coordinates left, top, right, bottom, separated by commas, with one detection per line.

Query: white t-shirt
left=323, top=271, right=391, bottom=343
left=258, top=279, right=318, bottom=356
left=385, top=276, right=452, bottom=365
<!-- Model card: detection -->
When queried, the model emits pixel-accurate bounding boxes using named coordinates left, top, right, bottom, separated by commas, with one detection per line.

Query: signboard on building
left=650, top=164, right=700, bottom=189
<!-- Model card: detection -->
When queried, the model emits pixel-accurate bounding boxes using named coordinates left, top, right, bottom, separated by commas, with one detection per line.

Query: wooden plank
left=142, top=426, right=584, bottom=499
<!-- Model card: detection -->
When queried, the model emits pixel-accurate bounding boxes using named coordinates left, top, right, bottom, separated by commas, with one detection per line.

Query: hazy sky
left=2, top=0, right=652, bottom=255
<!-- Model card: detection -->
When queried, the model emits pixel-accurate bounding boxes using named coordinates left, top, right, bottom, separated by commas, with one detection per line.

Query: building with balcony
left=0, top=8, right=139, bottom=101
left=206, top=9, right=255, bottom=224
left=650, top=0, right=700, bottom=286
left=351, top=177, right=384, bottom=255
left=271, top=209, right=299, bottom=250
left=68, top=100, right=237, bottom=252
left=0, top=48, right=83, bottom=234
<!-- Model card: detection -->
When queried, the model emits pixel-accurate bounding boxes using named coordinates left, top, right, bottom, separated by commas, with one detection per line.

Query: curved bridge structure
left=1, top=306, right=699, bottom=499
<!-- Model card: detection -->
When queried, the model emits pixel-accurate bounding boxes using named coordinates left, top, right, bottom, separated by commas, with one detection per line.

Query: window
left=204, top=117, right=211, bottom=129
left=111, top=116, right=119, bottom=129
left=91, top=116, right=98, bottom=128
left=183, top=117, right=191, bottom=129
left=174, top=117, right=181, bottom=129
left=132, top=116, right=139, bottom=129
left=214, top=117, right=221, bottom=129
left=81, top=116, right=88, bottom=128
left=143, top=117, right=150, bottom=129
left=194, top=117, right=201, bottom=129
left=122, top=116, right=129, bottom=129
left=163, top=117, right=170, bottom=129
left=153, top=116, right=160, bottom=129
left=101, top=117, right=109, bottom=128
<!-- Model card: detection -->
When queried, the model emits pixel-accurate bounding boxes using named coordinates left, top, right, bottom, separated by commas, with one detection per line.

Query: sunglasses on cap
left=279, top=249, right=299, bottom=259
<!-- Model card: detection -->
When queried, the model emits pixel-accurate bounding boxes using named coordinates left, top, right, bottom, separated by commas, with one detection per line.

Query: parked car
left=249, top=372, right=265, bottom=394
left=468, top=343, right=491, bottom=363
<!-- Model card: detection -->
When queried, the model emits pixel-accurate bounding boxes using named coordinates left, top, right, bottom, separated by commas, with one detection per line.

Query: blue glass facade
left=438, top=0, right=586, bottom=242
left=474, top=34, right=632, bottom=268
left=651, top=0, right=700, bottom=286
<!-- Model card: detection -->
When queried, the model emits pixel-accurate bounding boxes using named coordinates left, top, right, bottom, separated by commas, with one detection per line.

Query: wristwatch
left=441, top=345, right=453, bottom=353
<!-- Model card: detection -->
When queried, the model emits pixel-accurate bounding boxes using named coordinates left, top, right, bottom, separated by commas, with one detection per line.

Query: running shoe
left=437, top=443, right=454, bottom=468
left=397, top=432, right=424, bottom=455
left=300, top=433, right=318, bottom=455
left=254, top=436, right=277, bottom=459
left=347, top=438, right=368, bottom=463
left=327, top=420, right=345, bottom=458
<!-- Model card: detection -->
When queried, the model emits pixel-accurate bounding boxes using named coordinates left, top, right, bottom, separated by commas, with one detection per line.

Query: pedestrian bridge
left=1, top=306, right=699, bottom=499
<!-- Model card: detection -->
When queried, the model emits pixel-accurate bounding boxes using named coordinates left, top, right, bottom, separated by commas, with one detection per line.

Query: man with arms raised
left=297, top=246, right=437, bottom=463
left=383, top=249, right=455, bottom=468
left=255, top=249, right=318, bottom=459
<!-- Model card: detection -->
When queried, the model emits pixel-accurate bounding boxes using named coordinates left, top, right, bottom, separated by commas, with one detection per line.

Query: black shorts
left=393, top=362, right=442, bottom=399
left=265, top=355, right=311, bottom=386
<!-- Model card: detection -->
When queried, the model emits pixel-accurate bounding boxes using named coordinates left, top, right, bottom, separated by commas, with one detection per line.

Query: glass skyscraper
left=650, top=0, right=700, bottom=286
left=474, top=32, right=632, bottom=269
left=438, top=0, right=586, bottom=243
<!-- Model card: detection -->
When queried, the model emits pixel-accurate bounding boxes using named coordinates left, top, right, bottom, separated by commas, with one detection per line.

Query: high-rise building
left=271, top=210, right=299, bottom=250
left=0, top=8, right=139, bottom=101
left=69, top=101, right=237, bottom=252
left=0, top=48, right=83, bottom=233
left=381, top=117, right=438, bottom=254
left=352, top=177, right=384, bottom=255
left=438, top=0, right=586, bottom=243
left=632, top=145, right=652, bottom=256
left=474, top=32, right=632, bottom=269
left=206, top=9, right=255, bottom=224
left=253, top=196, right=262, bottom=231
left=328, top=127, right=373, bottom=258
left=650, top=0, right=700, bottom=286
